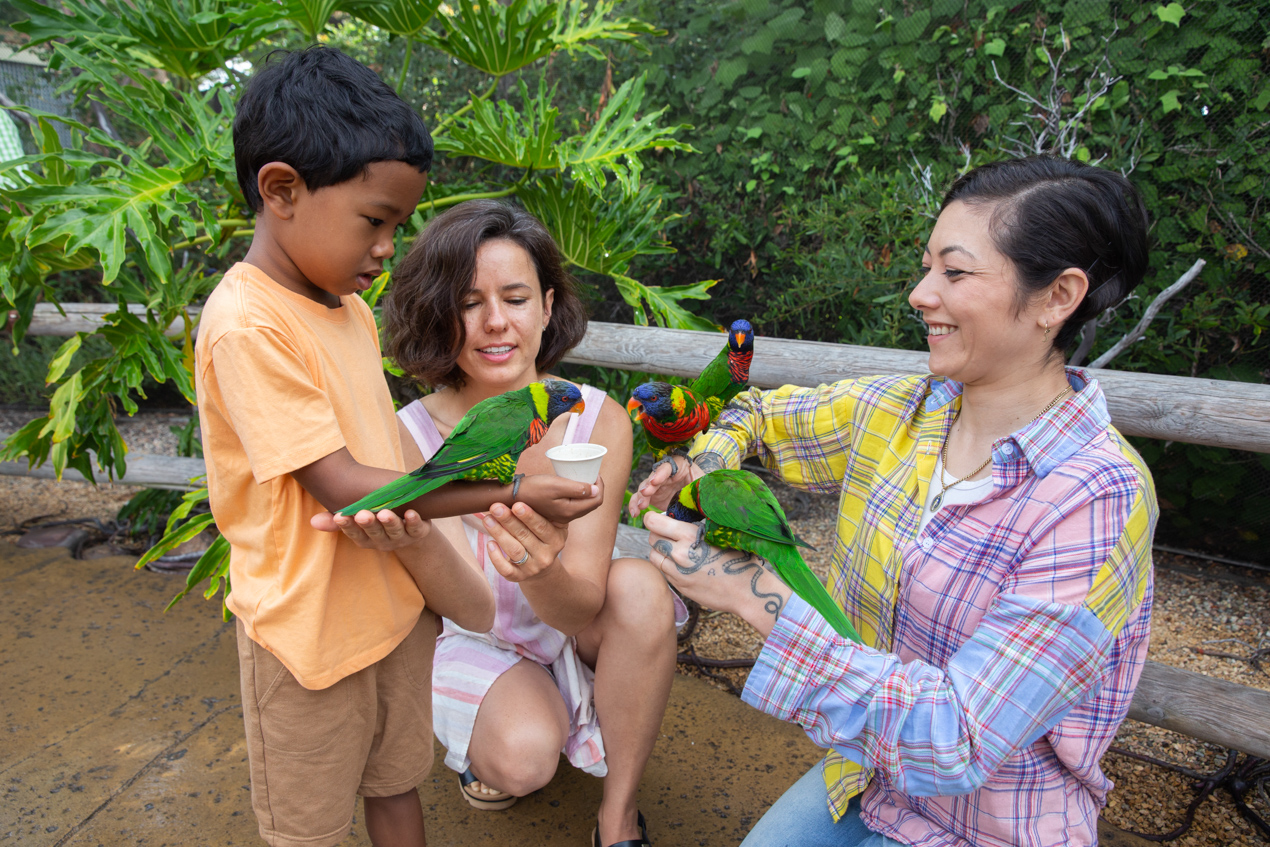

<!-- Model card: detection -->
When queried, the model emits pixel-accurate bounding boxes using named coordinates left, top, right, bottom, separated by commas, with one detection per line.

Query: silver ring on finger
left=509, top=549, right=530, bottom=566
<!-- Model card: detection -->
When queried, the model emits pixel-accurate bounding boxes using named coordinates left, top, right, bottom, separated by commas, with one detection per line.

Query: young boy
left=197, top=47, right=600, bottom=847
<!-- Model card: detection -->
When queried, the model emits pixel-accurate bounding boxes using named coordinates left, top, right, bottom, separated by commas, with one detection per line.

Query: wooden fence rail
left=565, top=322, right=1270, bottom=454
left=14, top=308, right=1270, bottom=452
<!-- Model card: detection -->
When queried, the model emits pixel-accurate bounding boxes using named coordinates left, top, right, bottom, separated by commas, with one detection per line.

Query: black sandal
left=591, top=810, right=650, bottom=847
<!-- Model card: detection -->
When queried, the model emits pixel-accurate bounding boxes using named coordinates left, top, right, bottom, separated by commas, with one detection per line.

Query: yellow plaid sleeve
left=689, top=381, right=866, bottom=495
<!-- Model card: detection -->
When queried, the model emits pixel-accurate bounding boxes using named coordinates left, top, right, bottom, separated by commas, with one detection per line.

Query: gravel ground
left=3, top=410, right=1269, bottom=844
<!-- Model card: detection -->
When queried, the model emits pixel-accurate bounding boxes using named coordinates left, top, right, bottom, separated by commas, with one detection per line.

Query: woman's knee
left=471, top=723, right=562, bottom=795
left=601, top=557, right=676, bottom=633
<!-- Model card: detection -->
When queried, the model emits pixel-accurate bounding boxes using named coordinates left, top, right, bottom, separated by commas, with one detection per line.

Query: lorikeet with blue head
left=337, top=380, right=584, bottom=516
left=667, top=468, right=863, bottom=643
left=627, top=319, right=754, bottom=460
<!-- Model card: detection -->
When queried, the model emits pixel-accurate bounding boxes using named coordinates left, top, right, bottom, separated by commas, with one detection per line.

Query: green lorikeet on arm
left=666, top=468, right=863, bottom=643
left=336, top=379, right=584, bottom=516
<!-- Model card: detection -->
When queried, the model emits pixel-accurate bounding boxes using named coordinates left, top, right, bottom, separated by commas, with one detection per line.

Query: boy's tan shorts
left=236, top=611, right=435, bottom=847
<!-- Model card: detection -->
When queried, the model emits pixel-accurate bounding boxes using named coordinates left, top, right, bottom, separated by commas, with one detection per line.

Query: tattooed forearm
left=655, top=525, right=784, bottom=619
left=721, top=552, right=784, bottom=617
left=683, top=528, right=784, bottom=616
left=693, top=451, right=727, bottom=473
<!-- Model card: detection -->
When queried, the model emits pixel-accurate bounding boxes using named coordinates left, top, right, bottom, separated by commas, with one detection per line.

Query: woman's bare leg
left=465, top=658, right=570, bottom=797
left=576, top=558, right=677, bottom=845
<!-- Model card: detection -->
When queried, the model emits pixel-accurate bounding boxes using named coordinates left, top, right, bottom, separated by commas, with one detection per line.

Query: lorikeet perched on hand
left=626, top=382, right=712, bottom=460
left=626, top=319, right=754, bottom=459
left=667, top=468, right=863, bottom=642
left=337, top=380, right=584, bottom=516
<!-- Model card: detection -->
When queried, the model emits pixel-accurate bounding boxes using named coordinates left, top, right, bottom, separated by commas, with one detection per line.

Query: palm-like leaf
left=342, top=0, right=441, bottom=37
left=12, top=0, right=285, bottom=81
left=281, top=0, right=341, bottom=40
left=518, top=177, right=714, bottom=330
left=57, top=41, right=234, bottom=182
left=562, top=74, right=694, bottom=197
left=417, top=0, right=557, bottom=77
left=552, top=0, right=663, bottom=60
left=434, top=78, right=561, bottom=169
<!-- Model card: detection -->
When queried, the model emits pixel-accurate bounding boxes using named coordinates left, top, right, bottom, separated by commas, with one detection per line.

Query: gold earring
left=1043, top=320, right=1051, bottom=338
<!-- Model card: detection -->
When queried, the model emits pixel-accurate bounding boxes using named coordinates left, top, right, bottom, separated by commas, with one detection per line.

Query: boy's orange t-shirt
left=195, top=262, right=423, bottom=690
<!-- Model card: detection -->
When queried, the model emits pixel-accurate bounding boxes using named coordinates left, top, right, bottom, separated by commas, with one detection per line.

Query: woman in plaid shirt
left=633, top=156, right=1156, bottom=847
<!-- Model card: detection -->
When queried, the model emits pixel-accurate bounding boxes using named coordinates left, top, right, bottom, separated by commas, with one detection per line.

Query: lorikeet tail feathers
left=766, top=545, right=863, bottom=643
left=337, top=474, right=449, bottom=517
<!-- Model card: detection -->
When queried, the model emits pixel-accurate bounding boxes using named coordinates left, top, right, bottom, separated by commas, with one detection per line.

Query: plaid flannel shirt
left=690, top=370, right=1155, bottom=847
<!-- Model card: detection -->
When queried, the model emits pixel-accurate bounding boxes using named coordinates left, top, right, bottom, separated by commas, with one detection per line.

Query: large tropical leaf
left=281, top=0, right=341, bottom=40
left=518, top=176, right=712, bottom=329
left=11, top=0, right=285, bottom=81
left=561, top=74, right=694, bottom=197
left=433, top=78, right=560, bottom=169
left=14, top=162, right=195, bottom=285
left=613, top=275, right=718, bottom=331
left=55, top=41, right=234, bottom=181
left=551, top=0, right=663, bottom=60
left=417, top=0, right=558, bottom=77
left=342, top=0, right=441, bottom=37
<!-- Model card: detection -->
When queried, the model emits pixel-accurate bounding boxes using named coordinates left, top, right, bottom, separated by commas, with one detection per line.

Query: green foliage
left=115, top=416, right=204, bottom=542
left=1, top=0, right=705, bottom=493
left=0, top=0, right=711, bottom=609
left=608, top=0, right=1269, bottom=558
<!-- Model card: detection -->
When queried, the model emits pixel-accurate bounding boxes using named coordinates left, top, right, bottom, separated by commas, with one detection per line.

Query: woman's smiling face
left=456, top=238, right=554, bottom=391
left=908, top=200, right=1050, bottom=386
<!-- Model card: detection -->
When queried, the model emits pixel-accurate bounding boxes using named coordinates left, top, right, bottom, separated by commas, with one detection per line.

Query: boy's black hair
left=233, top=46, right=433, bottom=211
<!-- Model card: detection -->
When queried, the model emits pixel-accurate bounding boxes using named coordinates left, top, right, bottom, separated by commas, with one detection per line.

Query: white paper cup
left=545, top=443, right=608, bottom=484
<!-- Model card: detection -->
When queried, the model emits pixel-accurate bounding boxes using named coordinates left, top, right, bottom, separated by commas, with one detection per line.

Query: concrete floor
left=1, top=541, right=1150, bottom=847
left=0, top=542, right=824, bottom=846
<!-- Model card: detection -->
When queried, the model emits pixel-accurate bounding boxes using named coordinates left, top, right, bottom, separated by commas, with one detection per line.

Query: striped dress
left=398, top=384, right=611, bottom=777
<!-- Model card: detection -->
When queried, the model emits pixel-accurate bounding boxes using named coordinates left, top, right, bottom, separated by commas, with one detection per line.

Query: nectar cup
left=545, top=443, right=608, bottom=484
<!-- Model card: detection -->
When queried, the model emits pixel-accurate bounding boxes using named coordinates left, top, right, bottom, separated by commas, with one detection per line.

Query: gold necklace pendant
left=932, top=383, right=1073, bottom=512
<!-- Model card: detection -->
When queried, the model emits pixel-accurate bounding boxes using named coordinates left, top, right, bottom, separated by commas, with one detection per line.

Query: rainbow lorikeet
left=689, top=318, right=753, bottom=406
left=667, top=469, right=863, bottom=643
left=626, top=319, right=754, bottom=459
left=337, top=380, right=584, bottom=516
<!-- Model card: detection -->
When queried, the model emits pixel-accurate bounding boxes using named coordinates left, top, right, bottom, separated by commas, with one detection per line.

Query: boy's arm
left=292, top=446, right=603, bottom=524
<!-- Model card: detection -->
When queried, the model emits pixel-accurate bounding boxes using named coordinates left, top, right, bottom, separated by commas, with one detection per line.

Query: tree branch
left=1068, top=317, right=1099, bottom=367
left=1089, top=259, right=1206, bottom=370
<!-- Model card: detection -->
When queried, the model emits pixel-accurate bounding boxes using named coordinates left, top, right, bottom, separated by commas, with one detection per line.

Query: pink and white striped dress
left=398, top=383, right=611, bottom=777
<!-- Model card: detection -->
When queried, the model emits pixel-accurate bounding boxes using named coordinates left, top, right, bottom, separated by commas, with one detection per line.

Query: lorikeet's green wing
left=695, top=469, right=811, bottom=549
left=689, top=335, right=732, bottom=400
left=752, top=539, right=863, bottom=643
left=694, top=470, right=862, bottom=643
left=337, top=389, right=537, bottom=515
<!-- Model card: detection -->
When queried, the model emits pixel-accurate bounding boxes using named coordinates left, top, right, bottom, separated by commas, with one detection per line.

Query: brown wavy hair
left=385, top=200, right=588, bottom=389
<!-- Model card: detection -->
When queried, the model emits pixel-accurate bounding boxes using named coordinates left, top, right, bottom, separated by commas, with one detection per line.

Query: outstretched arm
left=295, top=446, right=602, bottom=525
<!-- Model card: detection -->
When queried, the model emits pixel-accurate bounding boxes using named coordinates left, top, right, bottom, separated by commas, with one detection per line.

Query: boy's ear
left=256, top=162, right=306, bottom=221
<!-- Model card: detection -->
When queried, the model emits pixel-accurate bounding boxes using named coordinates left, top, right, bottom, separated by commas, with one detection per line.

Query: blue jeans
left=740, top=763, right=903, bottom=847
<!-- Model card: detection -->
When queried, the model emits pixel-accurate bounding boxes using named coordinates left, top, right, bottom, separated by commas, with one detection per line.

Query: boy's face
left=264, top=160, right=429, bottom=307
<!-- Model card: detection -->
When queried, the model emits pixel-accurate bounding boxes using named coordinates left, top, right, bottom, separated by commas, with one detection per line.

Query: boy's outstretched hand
left=516, top=474, right=604, bottom=525
left=311, top=507, right=430, bottom=551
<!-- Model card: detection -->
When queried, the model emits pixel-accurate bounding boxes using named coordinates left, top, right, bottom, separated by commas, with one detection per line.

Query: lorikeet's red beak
left=571, top=399, right=586, bottom=415
left=734, top=331, right=746, bottom=346
left=626, top=397, right=642, bottom=414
